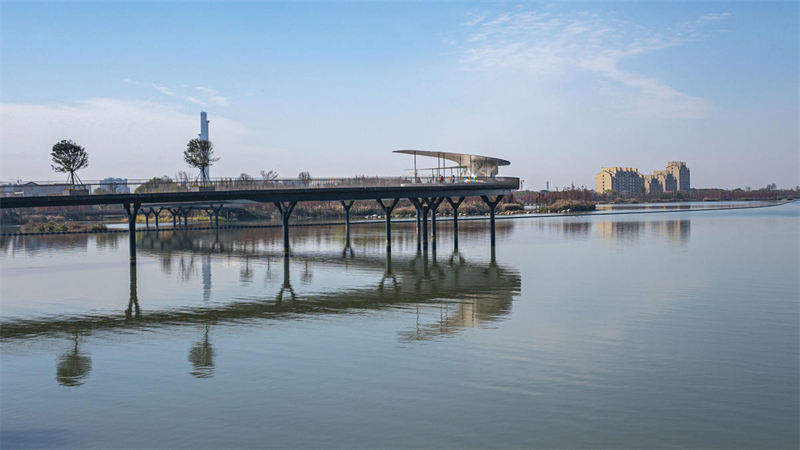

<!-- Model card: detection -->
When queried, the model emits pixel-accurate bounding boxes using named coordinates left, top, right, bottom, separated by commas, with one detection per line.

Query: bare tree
left=239, top=173, right=255, bottom=189
left=51, top=140, right=88, bottom=187
left=298, top=171, right=311, bottom=186
left=176, top=171, right=191, bottom=188
left=260, top=170, right=279, bottom=181
left=184, top=139, right=218, bottom=184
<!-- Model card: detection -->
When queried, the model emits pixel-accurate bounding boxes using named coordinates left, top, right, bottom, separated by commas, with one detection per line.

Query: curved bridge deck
left=1, top=176, right=519, bottom=259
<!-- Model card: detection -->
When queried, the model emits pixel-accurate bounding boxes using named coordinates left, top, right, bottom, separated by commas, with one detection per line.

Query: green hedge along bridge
left=0, top=151, right=519, bottom=262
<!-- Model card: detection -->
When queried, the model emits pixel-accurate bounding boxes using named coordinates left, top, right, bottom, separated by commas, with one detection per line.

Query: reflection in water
left=597, top=203, right=693, bottom=211
left=2, top=225, right=521, bottom=386
left=126, top=263, right=141, bottom=320
left=596, top=219, right=691, bottom=245
left=56, top=333, right=92, bottom=387
left=277, top=256, right=296, bottom=302
left=188, top=324, right=215, bottom=379
left=202, top=255, right=212, bottom=302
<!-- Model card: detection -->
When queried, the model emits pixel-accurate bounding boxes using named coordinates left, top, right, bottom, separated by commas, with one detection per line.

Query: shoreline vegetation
left=537, top=200, right=596, bottom=213
left=20, top=220, right=107, bottom=233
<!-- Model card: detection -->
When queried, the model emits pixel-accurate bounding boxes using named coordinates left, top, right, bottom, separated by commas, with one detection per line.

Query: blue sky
left=2, top=1, right=797, bottom=189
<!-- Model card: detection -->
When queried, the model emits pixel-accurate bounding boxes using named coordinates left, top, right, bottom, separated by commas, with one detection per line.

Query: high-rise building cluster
left=596, top=162, right=690, bottom=194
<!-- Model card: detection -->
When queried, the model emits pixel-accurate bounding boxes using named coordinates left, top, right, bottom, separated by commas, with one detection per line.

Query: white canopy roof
left=393, top=150, right=510, bottom=178
left=394, top=150, right=510, bottom=167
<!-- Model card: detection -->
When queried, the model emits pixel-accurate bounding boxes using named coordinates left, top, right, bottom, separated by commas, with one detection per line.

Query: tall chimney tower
left=199, top=111, right=210, bottom=181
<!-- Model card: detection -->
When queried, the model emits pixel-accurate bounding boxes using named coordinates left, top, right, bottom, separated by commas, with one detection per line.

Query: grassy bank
left=21, top=220, right=107, bottom=233
left=537, top=200, right=596, bottom=213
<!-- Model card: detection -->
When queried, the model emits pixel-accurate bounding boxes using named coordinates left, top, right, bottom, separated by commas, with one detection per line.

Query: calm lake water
left=1, top=202, right=798, bottom=449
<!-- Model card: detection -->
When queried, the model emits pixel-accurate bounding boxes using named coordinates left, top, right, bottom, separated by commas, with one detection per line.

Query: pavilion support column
left=340, top=201, right=354, bottom=244
left=481, top=195, right=504, bottom=247
left=446, top=197, right=465, bottom=250
left=123, top=202, right=141, bottom=263
left=376, top=199, right=400, bottom=253
left=274, top=201, right=297, bottom=255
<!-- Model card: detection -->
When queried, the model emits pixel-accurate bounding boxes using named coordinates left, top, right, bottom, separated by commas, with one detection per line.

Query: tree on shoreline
left=51, top=140, right=88, bottom=187
left=184, top=138, right=218, bottom=185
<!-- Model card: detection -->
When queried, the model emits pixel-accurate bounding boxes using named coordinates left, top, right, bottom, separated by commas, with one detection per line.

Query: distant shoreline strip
left=0, top=200, right=794, bottom=237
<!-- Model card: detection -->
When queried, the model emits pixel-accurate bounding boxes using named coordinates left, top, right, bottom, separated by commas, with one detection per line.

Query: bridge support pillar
left=446, top=197, right=465, bottom=250
left=410, top=198, right=429, bottom=251
left=274, top=201, right=297, bottom=255
left=481, top=195, right=504, bottom=247
left=214, top=205, right=223, bottom=228
left=142, top=209, right=152, bottom=230
left=123, top=202, right=141, bottom=263
left=168, top=208, right=179, bottom=229
left=182, top=207, right=191, bottom=229
left=426, top=197, right=443, bottom=250
left=411, top=200, right=422, bottom=251
left=376, top=199, right=399, bottom=253
left=154, top=207, right=163, bottom=230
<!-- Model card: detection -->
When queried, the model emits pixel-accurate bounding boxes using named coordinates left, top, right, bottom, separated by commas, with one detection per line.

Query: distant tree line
left=514, top=184, right=799, bottom=205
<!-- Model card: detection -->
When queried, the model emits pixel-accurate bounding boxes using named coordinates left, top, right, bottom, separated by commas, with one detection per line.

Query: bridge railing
left=0, top=176, right=519, bottom=197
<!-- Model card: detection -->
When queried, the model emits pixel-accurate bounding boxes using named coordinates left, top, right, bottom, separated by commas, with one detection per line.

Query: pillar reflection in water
left=126, top=262, right=141, bottom=320
left=188, top=323, right=215, bottom=379
left=56, top=332, right=92, bottom=387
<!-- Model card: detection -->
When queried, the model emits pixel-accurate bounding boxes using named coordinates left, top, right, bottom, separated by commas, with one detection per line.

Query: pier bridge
left=1, top=151, right=519, bottom=261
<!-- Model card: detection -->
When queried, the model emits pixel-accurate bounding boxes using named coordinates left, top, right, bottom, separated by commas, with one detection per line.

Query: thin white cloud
left=183, top=96, right=207, bottom=106
left=459, top=9, right=730, bottom=119
left=152, top=83, right=176, bottom=96
left=123, top=78, right=138, bottom=85
left=695, top=12, right=731, bottom=25
left=460, top=12, right=487, bottom=27
left=196, top=87, right=230, bottom=107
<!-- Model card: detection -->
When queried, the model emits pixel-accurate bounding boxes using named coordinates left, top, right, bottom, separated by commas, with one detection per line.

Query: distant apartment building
left=666, top=161, right=690, bottom=192
left=0, top=182, right=67, bottom=197
left=596, top=162, right=690, bottom=194
left=596, top=167, right=643, bottom=193
left=97, top=177, right=130, bottom=194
